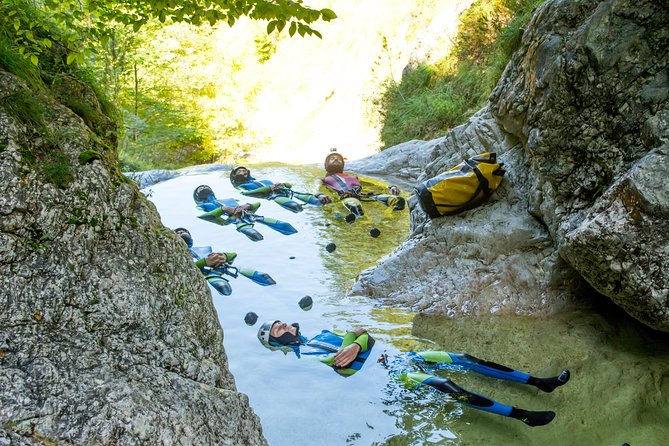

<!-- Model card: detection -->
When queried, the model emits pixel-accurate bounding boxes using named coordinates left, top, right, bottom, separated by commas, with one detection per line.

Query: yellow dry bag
left=415, top=152, right=505, bottom=218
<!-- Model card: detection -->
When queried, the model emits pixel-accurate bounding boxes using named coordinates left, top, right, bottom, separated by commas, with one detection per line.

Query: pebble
left=325, top=243, right=336, bottom=253
left=369, top=228, right=381, bottom=238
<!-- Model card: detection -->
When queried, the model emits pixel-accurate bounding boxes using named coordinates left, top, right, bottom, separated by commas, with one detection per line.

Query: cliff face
left=0, top=70, right=266, bottom=443
left=351, top=0, right=669, bottom=331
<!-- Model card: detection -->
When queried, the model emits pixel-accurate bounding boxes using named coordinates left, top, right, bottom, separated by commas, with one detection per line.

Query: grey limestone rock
left=0, top=69, right=266, bottom=444
left=352, top=0, right=669, bottom=331
left=124, top=164, right=231, bottom=190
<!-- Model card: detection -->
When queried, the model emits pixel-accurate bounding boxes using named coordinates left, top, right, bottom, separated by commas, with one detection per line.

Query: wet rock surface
left=0, top=70, right=266, bottom=444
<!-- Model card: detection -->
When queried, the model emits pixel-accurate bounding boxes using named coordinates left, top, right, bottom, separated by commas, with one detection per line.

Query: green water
left=148, top=164, right=669, bottom=446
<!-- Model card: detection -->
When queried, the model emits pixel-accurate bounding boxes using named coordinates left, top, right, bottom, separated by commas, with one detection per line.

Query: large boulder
left=352, top=0, right=669, bottom=331
left=351, top=108, right=588, bottom=316
left=0, top=67, right=266, bottom=444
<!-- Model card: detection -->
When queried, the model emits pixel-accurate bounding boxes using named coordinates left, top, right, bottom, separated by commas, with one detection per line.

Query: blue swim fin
left=205, top=273, right=232, bottom=296
left=238, top=268, right=276, bottom=286
left=273, top=196, right=303, bottom=213
left=253, top=216, right=298, bottom=235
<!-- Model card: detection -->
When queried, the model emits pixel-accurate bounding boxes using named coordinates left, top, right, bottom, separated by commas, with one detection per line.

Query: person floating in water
left=321, top=149, right=405, bottom=222
left=257, top=320, right=375, bottom=377
left=230, top=166, right=332, bottom=213
left=175, top=227, right=275, bottom=295
left=193, top=184, right=297, bottom=241
left=257, top=319, right=570, bottom=426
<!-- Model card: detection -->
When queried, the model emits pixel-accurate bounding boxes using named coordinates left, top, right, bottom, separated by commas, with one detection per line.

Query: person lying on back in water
left=257, top=319, right=570, bottom=426
left=320, top=149, right=405, bottom=222
left=175, top=227, right=237, bottom=296
left=230, top=166, right=332, bottom=212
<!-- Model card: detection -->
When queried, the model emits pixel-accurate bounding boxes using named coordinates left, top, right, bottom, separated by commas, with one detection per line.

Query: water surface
left=147, top=164, right=669, bottom=446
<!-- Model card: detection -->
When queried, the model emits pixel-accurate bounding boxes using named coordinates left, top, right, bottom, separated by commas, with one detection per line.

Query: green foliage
left=78, top=149, right=103, bottom=164
left=0, top=89, right=46, bottom=130
left=0, top=38, right=42, bottom=88
left=373, top=0, right=543, bottom=148
left=2, top=0, right=337, bottom=69
left=0, top=88, right=76, bottom=187
left=40, top=150, right=74, bottom=187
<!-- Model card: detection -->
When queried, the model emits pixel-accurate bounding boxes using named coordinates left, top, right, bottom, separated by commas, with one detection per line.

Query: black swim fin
left=509, top=408, right=556, bottom=427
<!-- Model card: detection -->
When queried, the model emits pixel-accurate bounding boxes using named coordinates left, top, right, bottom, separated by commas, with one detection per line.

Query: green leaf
left=133, top=21, right=142, bottom=32
left=42, top=39, right=53, bottom=48
left=66, top=53, right=76, bottom=65
left=267, top=20, right=277, bottom=34
left=289, top=22, right=296, bottom=37
left=298, top=26, right=305, bottom=37
left=30, top=55, right=39, bottom=66
left=321, top=8, right=337, bottom=20
left=277, top=20, right=286, bottom=32
left=312, top=30, right=322, bottom=39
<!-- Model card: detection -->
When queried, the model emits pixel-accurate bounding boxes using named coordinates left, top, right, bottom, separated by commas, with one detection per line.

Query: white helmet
left=257, top=320, right=277, bottom=348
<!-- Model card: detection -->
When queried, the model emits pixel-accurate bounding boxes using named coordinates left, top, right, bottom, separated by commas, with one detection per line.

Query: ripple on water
left=148, top=164, right=669, bottom=446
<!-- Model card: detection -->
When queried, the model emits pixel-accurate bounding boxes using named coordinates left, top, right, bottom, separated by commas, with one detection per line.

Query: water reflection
left=147, top=164, right=669, bottom=446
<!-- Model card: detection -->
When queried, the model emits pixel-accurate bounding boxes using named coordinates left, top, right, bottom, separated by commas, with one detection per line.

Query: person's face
left=325, top=154, right=344, bottom=172
left=176, top=229, right=189, bottom=237
left=236, top=168, right=249, bottom=180
left=270, top=320, right=297, bottom=338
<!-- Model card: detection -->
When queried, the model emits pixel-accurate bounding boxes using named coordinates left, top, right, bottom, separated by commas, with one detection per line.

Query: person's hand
left=229, top=204, right=251, bottom=215
left=316, top=194, right=332, bottom=204
left=352, top=327, right=367, bottom=337
left=205, top=252, right=227, bottom=267
left=389, top=186, right=400, bottom=196
left=333, top=343, right=361, bottom=368
left=270, top=183, right=285, bottom=191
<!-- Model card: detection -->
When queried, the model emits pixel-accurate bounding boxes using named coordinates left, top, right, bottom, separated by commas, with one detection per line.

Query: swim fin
left=273, top=196, right=303, bottom=213
left=253, top=216, right=298, bottom=235
left=238, top=268, right=276, bottom=286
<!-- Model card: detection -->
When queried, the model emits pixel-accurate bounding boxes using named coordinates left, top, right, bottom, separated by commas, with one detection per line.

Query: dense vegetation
left=1, top=0, right=545, bottom=170
left=372, top=0, right=544, bottom=148
left=0, top=0, right=335, bottom=171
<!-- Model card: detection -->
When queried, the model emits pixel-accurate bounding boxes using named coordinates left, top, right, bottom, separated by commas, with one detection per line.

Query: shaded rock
left=0, top=68, right=266, bottom=444
left=346, top=138, right=446, bottom=191
left=124, top=164, right=230, bottom=189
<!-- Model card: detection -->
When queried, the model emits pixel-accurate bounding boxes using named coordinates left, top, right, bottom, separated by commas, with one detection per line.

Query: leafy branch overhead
left=0, top=0, right=337, bottom=65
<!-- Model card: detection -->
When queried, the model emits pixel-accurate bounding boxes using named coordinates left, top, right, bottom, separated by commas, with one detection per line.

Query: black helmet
left=230, top=166, right=251, bottom=187
left=193, top=185, right=215, bottom=204
left=174, top=227, right=193, bottom=247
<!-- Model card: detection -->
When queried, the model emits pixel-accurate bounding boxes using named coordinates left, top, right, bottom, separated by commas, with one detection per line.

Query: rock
left=124, top=164, right=230, bottom=189
left=351, top=0, right=669, bottom=332
left=325, top=243, right=336, bottom=253
left=369, top=228, right=381, bottom=238
left=0, top=69, right=266, bottom=444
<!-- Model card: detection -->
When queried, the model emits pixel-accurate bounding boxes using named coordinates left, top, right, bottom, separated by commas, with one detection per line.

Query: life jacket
left=322, top=173, right=362, bottom=196
left=415, top=152, right=505, bottom=218
left=301, top=330, right=375, bottom=373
